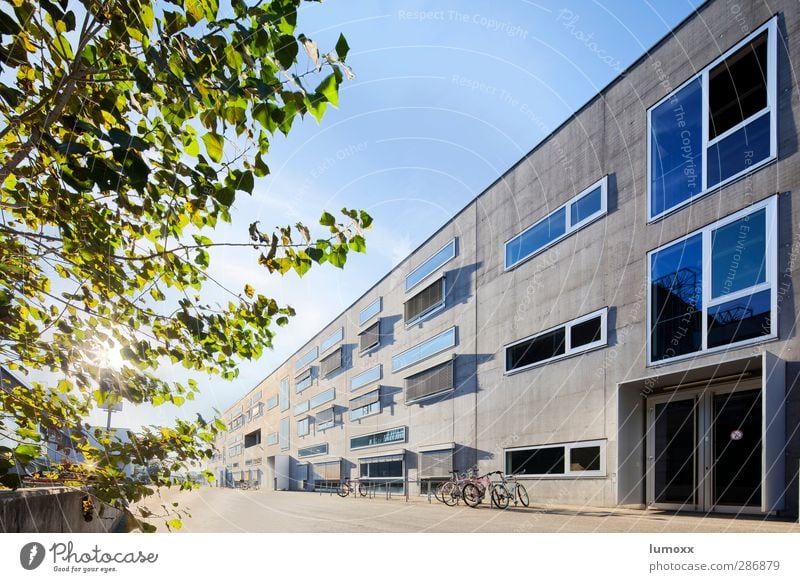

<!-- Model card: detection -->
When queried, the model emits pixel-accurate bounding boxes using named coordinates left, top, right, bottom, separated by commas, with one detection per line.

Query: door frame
left=646, top=378, right=763, bottom=513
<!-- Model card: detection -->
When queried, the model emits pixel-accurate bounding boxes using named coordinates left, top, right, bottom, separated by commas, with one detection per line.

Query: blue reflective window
left=707, top=113, right=770, bottom=188
left=505, top=208, right=566, bottom=269
left=267, top=395, right=279, bottom=410
left=320, top=328, right=343, bottom=354
left=279, top=377, right=289, bottom=412
left=350, top=427, right=407, bottom=449
left=359, top=297, right=382, bottom=326
left=293, top=400, right=309, bottom=416
left=650, top=234, right=703, bottom=362
left=295, top=373, right=313, bottom=394
left=650, top=78, right=703, bottom=218
left=392, top=327, right=457, bottom=372
left=351, top=364, right=381, bottom=391
left=570, top=186, right=602, bottom=226
left=298, top=443, right=328, bottom=458
left=310, top=388, right=335, bottom=409
left=708, top=289, right=771, bottom=348
left=711, top=209, right=766, bottom=298
left=295, top=347, right=318, bottom=371
left=266, top=432, right=278, bottom=445
left=279, top=417, right=290, bottom=450
left=297, top=417, right=310, bottom=437
left=350, top=401, right=380, bottom=421
left=405, top=239, right=457, bottom=291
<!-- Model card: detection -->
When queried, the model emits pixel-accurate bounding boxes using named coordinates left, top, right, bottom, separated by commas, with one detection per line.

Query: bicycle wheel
left=357, top=482, right=367, bottom=497
left=462, top=483, right=482, bottom=508
left=517, top=483, right=529, bottom=507
left=439, top=481, right=459, bottom=506
left=433, top=482, right=445, bottom=503
left=337, top=483, right=349, bottom=497
left=490, top=484, right=510, bottom=509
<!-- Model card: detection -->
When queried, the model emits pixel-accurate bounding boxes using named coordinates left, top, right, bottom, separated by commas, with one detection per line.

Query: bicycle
left=435, top=469, right=473, bottom=506
left=337, top=478, right=367, bottom=498
left=492, top=473, right=529, bottom=509
left=462, top=471, right=508, bottom=509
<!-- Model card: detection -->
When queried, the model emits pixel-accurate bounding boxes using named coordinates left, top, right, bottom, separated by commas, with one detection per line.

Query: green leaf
left=202, top=133, right=224, bottom=163
left=237, top=171, right=254, bottom=194
left=315, top=73, right=339, bottom=107
left=274, top=35, right=298, bottom=69
left=319, top=212, right=336, bottom=227
left=335, top=33, right=350, bottom=61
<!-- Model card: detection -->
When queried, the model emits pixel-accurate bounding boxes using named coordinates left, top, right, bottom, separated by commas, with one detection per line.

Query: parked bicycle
left=492, top=473, right=529, bottom=509
left=435, top=469, right=474, bottom=506
left=462, top=470, right=508, bottom=509
left=337, top=478, right=367, bottom=498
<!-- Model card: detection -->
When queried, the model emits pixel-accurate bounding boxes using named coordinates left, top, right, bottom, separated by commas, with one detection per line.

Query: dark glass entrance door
left=712, top=389, right=762, bottom=507
left=654, top=398, right=698, bottom=505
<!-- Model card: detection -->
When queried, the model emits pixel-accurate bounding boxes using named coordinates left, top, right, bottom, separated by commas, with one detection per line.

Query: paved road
left=142, top=487, right=800, bottom=533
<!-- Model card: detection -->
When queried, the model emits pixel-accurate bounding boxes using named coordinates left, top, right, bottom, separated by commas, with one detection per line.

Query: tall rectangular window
left=505, top=176, right=607, bottom=269
left=505, top=308, right=607, bottom=374
left=351, top=364, right=382, bottom=391
left=392, top=327, right=457, bottom=372
left=405, top=238, right=457, bottom=291
left=297, top=417, right=310, bottom=437
left=648, top=196, right=776, bottom=364
left=279, top=377, right=289, bottom=412
left=404, top=277, right=445, bottom=325
left=648, top=19, right=776, bottom=220
left=279, top=417, right=290, bottom=451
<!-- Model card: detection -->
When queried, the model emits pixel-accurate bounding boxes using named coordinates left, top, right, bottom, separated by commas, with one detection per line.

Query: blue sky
left=90, top=0, right=704, bottom=429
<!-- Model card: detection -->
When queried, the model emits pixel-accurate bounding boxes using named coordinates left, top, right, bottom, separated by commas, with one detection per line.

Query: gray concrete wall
left=212, top=0, right=800, bottom=513
left=0, top=487, right=124, bottom=533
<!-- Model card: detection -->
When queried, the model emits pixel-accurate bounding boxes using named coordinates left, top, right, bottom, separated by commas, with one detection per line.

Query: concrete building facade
left=211, top=0, right=800, bottom=516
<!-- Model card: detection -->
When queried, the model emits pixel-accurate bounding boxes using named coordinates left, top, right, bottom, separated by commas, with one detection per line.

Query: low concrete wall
left=0, top=487, right=125, bottom=533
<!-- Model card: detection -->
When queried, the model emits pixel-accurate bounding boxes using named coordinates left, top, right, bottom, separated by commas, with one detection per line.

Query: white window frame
left=359, top=297, right=382, bottom=326
left=404, top=276, right=447, bottom=327
left=504, top=308, right=608, bottom=375
left=392, top=326, right=457, bottom=373
left=405, top=238, right=457, bottom=292
left=646, top=195, right=778, bottom=367
left=646, top=17, right=778, bottom=222
left=504, top=175, right=608, bottom=271
left=505, top=439, right=607, bottom=478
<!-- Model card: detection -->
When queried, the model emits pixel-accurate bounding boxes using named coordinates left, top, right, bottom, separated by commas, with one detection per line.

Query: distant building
left=211, top=0, right=799, bottom=517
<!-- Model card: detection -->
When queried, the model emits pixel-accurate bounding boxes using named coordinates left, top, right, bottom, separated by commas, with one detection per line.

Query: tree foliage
left=0, top=0, right=368, bottom=530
